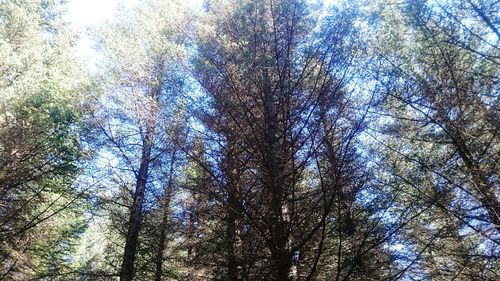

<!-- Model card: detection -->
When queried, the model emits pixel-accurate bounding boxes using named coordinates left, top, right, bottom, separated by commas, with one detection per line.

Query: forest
left=0, top=0, right=498, bottom=280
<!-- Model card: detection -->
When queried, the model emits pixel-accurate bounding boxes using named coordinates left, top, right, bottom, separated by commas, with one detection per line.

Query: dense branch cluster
left=0, top=0, right=498, bottom=280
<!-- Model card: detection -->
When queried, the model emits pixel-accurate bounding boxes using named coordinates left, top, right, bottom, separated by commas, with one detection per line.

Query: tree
left=366, top=0, right=499, bottom=278
left=89, top=0, right=190, bottom=279
left=0, top=0, right=88, bottom=279
left=1, top=0, right=497, bottom=280
left=191, top=0, right=392, bottom=279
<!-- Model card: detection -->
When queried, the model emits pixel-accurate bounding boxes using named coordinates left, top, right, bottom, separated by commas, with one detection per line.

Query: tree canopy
left=0, top=0, right=498, bottom=280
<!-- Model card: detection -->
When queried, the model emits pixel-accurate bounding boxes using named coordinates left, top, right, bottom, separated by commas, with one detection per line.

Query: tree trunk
left=225, top=141, right=244, bottom=281
left=120, top=86, right=160, bottom=281
left=154, top=193, right=172, bottom=281
left=226, top=192, right=244, bottom=281
left=263, top=75, right=292, bottom=281
left=154, top=151, right=176, bottom=281
left=277, top=253, right=292, bottom=281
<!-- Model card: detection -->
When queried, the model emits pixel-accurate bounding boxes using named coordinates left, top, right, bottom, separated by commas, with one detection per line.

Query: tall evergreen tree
left=366, top=0, right=499, bottom=279
left=191, top=0, right=392, bottom=279
left=88, top=1, right=190, bottom=279
left=0, top=0, right=88, bottom=279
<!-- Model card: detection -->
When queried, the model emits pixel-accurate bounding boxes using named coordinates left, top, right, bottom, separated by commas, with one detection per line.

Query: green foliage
left=1, top=0, right=498, bottom=280
left=0, top=0, right=90, bottom=279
